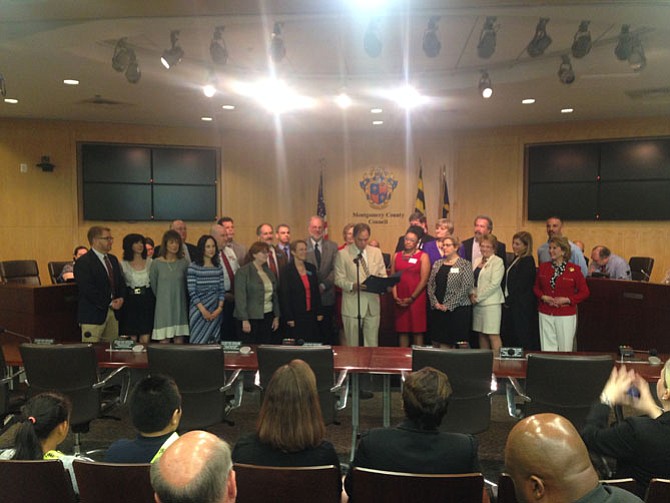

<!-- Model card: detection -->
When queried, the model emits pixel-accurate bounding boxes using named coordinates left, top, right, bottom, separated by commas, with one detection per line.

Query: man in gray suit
left=217, top=216, right=247, bottom=265
left=305, top=215, right=338, bottom=344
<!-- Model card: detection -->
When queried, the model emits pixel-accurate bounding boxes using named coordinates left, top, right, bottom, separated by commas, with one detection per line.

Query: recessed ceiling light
left=63, top=79, right=79, bottom=85
left=201, top=116, right=213, bottom=122
left=372, top=120, right=384, bottom=125
left=561, top=108, right=574, bottom=114
left=522, top=98, right=536, bottom=104
left=370, top=108, right=383, bottom=114
left=221, top=104, right=236, bottom=110
left=4, top=98, right=18, bottom=104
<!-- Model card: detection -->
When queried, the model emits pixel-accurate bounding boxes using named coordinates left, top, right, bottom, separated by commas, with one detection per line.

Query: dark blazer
left=502, top=255, right=539, bottom=350
left=305, top=238, right=338, bottom=306
left=345, top=419, right=480, bottom=497
left=458, top=236, right=507, bottom=266
left=73, top=249, right=125, bottom=324
left=279, top=261, right=322, bottom=321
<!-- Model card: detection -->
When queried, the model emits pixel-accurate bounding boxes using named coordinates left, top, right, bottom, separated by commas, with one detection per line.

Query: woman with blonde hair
left=232, top=360, right=340, bottom=490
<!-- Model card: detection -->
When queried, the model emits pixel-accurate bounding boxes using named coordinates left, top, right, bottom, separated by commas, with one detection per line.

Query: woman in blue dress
left=187, top=235, right=225, bottom=344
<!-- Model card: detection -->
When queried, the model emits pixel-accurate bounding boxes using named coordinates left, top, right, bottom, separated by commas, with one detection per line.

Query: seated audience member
left=345, top=367, right=480, bottom=497
left=588, top=246, right=632, bottom=280
left=0, top=392, right=91, bottom=493
left=581, top=363, right=670, bottom=498
left=505, top=413, right=643, bottom=503
left=105, top=374, right=181, bottom=464
left=56, top=245, right=88, bottom=283
left=232, top=360, right=341, bottom=493
left=151, top=430, right=237, bottom=503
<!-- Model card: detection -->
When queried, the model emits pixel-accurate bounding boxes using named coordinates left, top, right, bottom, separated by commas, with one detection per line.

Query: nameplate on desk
left=221, top=341, right=242, bottom=353
left=112, top=339, right=135, bottom=351
left=622, top=292, right=644, bottom=300
left=303, top=342, right=324, bottom=347
left=33, top=338, right=55, bottom=345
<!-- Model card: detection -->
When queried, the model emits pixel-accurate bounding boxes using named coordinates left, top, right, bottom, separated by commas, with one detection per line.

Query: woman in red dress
left=391, top=226, right=430, bottom=347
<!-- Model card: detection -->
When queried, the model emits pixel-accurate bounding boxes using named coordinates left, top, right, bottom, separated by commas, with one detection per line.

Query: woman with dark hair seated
left=232, top=360, right=341, bottom=492
left=345, top=367, right=480, bottom=498
left=0, top=392, right=90, bottom=492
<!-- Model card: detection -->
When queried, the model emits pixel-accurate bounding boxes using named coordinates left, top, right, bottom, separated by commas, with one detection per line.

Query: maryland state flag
left=442, top=170, right=450, bottom=218
left=414, top=162, right=426, bottom=215
left=317, top=170, right=328, bottom=239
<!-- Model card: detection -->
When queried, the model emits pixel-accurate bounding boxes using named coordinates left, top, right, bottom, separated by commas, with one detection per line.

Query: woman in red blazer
left=533, top=236, right=589, bottom=351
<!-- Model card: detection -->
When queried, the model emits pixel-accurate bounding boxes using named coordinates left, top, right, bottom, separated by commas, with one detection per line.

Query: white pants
left=539, top=313, right=577, bottom=351
left=342, top=314, right=379, bottom=347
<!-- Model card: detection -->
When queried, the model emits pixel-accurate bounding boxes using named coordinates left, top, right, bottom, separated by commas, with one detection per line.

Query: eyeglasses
left=97, top=236, right=114, bottom=241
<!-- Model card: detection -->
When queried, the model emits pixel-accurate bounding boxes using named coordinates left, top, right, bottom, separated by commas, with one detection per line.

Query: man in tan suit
left=335, top=223, right=387, bottom=347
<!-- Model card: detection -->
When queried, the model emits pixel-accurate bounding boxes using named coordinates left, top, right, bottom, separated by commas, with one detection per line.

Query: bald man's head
left=151, top=431, right=236, bottom=503
left=504, top=414, right=598, bottom=503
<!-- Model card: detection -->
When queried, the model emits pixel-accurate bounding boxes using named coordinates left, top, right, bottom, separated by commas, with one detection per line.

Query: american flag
left=317, top=170, right=328, bottom=239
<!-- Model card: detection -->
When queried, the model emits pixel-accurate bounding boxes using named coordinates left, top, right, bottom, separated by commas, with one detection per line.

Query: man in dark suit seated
left=105, top=374, right=182, bottom=464
left=344, top=367, right=480, bottom=497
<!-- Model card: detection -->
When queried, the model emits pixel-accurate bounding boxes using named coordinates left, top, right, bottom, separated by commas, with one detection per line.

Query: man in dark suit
left=458, top=215, right=507, bottom=266
left=217, top=216, right=247, bottom=264
left=74, top=225, right=125, bottom=342
left=154, top=219, right=200, bottom=262
left=394, top=211, right=435, bottom=252
left=345, top=367, right=480, bottom=497
left=305, top=215, right=339, bottom=344
left=257, top=223, right=287, bottom=282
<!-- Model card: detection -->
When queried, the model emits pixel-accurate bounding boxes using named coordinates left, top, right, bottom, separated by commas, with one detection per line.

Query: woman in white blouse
left=120, top=233, right=154, bottom=344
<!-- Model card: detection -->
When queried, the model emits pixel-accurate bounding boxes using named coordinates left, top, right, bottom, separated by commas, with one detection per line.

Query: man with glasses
left=74, top=226, right=125, bottom=342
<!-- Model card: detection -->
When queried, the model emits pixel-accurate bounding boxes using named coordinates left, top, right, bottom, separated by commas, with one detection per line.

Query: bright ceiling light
left=201, top=116, right=213, bottom=121
left=161, top=30, right=184, bottom=69
left=370, top=108, right=383, bottom=113
left=335, top=93, right=352, bottom=109
left=203, top=70, right=217, bottom=98
left=561, top=108, right=574, bottom=114
left=222, top=104, right=236, bottom=110
left=233, top=78, right=314, bottom=114
left=270, top=22, right=286, bottom=63
left=478, top=71, right=492, bottom=99
left=571, top=20, right=592, bottom=59
left=63, top=79, right=79, bottom=85
left=372, top=120, right=384, bottom=125
left=387, top=85, right=427, bottom=109
left=614, top=25, right=633, bottom=61
left=210, top=26, right=228, bottom=65
left=422, top=17, right=441, bottom=58
left=558, top=55, right=576, bottom=84
left=522, top=98, right=536, bottom=104
left=477, top=16, right=497, bottom=59
left=4, top=98, right=18, bottom=104
left=364, top=19, right=382, bottom=58
left=527, top=18, right=552, bottom=57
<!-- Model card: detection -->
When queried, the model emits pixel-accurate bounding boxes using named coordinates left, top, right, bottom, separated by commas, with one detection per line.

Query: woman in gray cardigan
left=233, top=241, right=280, bottom=344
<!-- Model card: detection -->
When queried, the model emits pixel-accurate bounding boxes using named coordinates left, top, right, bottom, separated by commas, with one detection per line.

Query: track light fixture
left=111, top=38, right=140, bottom=84
left=477, top=16, right=497, bottom=59
left=422, top=17, right=441, bottom=58
left=571, top=20, right=592, bottom=59
left=0, top=73, right=6, bottom=98
left=364, top=19, right=382, bottom=58
left=558, top=55, right=575, bottom=84
left=527, top=18, right=552, bottom=57
left=479, top=71, right=493, bottom=99
left=270, top=22, right=286, bottom=63
left=628, top=35, right=646, bottom=72
left=210, top=26, right=228, bottom=65
left=614, top=25, right=633, bottom=61
left=161, top=30, right=184, bottom=69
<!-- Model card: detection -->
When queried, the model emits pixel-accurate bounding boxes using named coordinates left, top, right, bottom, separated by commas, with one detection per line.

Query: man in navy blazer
left=74, top=225, right=125, bottom=342
left=345, top=367, right=480, bottom=497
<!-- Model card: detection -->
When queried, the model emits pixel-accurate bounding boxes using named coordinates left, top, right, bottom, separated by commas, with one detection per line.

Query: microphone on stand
left=353, top=252, right=363, bottom=265
left=0, top=327, right=33, bottom=342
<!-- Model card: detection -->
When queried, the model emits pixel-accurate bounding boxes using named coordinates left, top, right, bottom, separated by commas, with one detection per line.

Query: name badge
left=450, top=267, right=460, bottom=273
left=408, top=258, right=418, bottom=264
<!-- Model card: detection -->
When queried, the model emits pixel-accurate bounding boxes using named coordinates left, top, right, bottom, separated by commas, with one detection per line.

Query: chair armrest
left=505, top=378, right=529, bottom=419
left=506, top=377, right=529, bottom=401
left=93, top=366, right=131, bottom=403
left=220, top=368, right=242, bottom=393
left=0, top=367, right=24, bottom=384
left=221, top=369, right=243, bottom=412
left=400, top=370, right=410, bottom=383
left=330, top=369, right=348, bottom=392
left=331, top=370, right=349, bottom=412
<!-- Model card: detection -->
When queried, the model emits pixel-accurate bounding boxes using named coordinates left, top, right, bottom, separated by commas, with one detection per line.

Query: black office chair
left=19, top=343, right=129, bottom=454
left=48, top=261, right=71, bottom=284
left=350, top=467, right=485, bottom=503
left=0, top=459, right=77, bottom=503
left=73, top=460, right=153, bottom=503
left=0, top=344, right=25, bottom=419
left=411, top=348, right=494, bottom=434
left=629, top=256, right=654, bottom=281
left=0, top=260, right=41, bottom=285
left=234, top=463, right=341, bottom=503
left=255, top=345, right=348, bottom=426
left=506, top=353, right=613, bottom=429
left=147, top=344, right=242, bottom=431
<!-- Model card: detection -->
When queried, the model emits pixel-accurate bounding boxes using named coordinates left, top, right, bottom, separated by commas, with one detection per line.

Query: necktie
left=360, top=253, right=370, bottom=278
left=269, top=251, right=278, bottom=277
left=314, top=242, right=322, bottom=268
left=220, top=251, right=235, bottom=291
left=103, top=255, right=116, bottom=293
left=283, top=245, right=290, bottom=260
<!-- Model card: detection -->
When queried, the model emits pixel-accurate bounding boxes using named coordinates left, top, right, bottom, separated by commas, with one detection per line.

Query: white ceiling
left=1, top=0, right=669, bottom=132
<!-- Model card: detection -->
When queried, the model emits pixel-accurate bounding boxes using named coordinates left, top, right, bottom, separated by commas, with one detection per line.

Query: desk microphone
left=353, top=253, right=362, bottom=265
left=83, top=331, right=93, bottom=339
left=0, top=327, right=32, bottom=342
left=640, top=269, right=651, bottom=281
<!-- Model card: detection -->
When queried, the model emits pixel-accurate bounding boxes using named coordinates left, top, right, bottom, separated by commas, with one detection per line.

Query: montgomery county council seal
left=359, top=166, right=399, bottom=209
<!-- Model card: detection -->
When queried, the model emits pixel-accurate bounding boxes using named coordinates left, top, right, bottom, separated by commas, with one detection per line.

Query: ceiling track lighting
left=615, top=24, right=633, bottom=61
left=270, top=22, right=286, bottom=63
left=477, top=16, right=497, bottom=59
left=558, top=54, right=575, bottom=85
left=364, top=18, right=382, bottom=58
left=161, top=30, right=184, bottom=69
left=527, top=17, right=552, bottom=57
left=0, top=73, right=6, bottom=98
left=479, top=70, right=493, bottom=99
left=628, top=35, right=646, bottom=72
left=571, top=20, right=592, bottom=59
left=422, top=16, right=441, bottom=58
left=111, top=38, right=140, bottom=84
left=210, top=26, right=228, bottom=65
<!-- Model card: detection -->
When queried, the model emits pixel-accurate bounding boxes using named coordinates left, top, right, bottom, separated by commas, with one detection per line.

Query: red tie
left=269, top=250, right=278, bottom=277
left=103, top=255, right=116, bottom=293
left=220, top=251, right=235, bottom=291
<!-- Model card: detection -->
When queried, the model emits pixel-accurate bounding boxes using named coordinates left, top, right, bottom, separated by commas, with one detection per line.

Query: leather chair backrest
left=0, top=459, right=76, bottom=503
left=629, top=256, right=654, bottom=282
left=73, top=460, right=153, bottom=503
left=1, top=260, right=41, bottom=285
left=48, top=261, right=72, bottom=284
